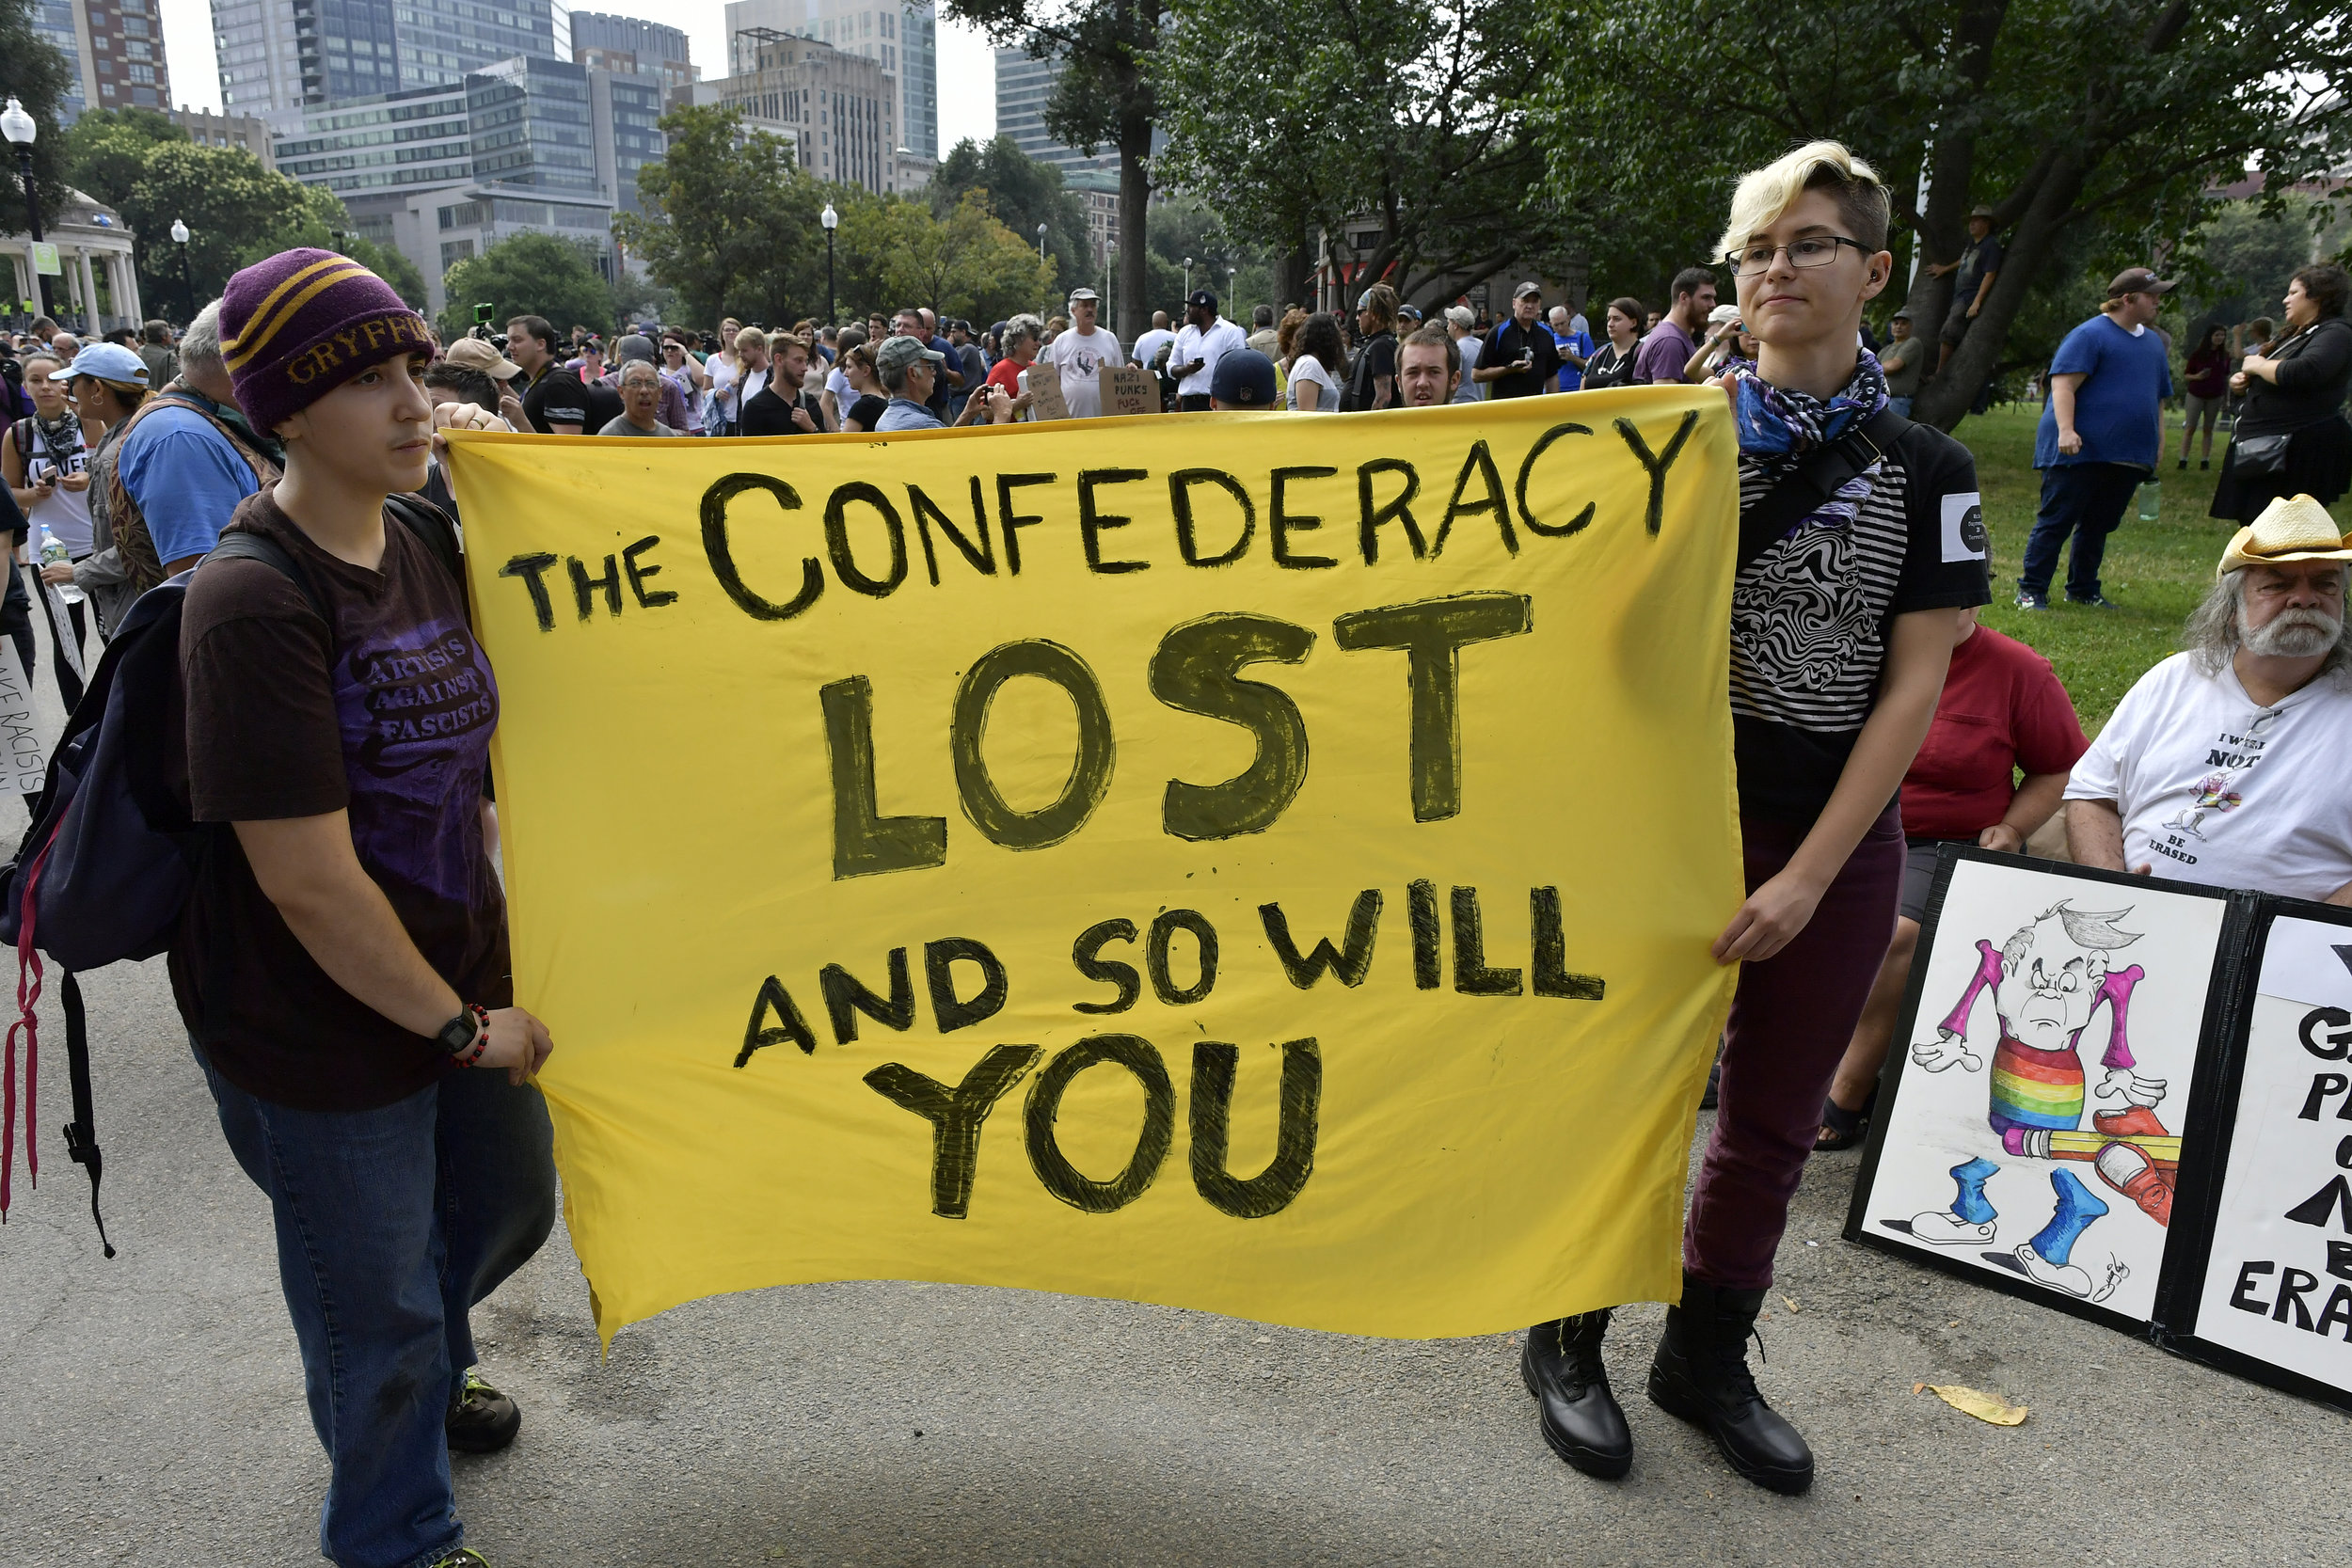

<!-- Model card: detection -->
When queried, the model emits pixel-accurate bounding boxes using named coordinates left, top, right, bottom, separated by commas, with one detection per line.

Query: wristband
left=435, top=1003, right=492, bottom=1065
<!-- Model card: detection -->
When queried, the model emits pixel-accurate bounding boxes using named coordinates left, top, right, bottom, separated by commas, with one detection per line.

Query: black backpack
left=0, top=495, right=460, bottom=1252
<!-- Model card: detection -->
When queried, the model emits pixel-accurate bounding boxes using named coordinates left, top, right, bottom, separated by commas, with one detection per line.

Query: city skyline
left=148, top=0, right=997, bottom=150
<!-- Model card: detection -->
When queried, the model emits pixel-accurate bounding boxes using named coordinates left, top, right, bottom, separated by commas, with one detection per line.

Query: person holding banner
left=177, top=249, right=556, bottom=1568
left=1521, top=141, right=1988, bottom=1496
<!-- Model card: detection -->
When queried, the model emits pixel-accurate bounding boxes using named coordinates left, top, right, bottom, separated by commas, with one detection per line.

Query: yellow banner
left=445, top=388, right=1742, bottom=1344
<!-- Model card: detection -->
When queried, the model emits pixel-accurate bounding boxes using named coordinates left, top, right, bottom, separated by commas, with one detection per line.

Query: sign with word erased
left=446, top=389, right=1742, bottom=1344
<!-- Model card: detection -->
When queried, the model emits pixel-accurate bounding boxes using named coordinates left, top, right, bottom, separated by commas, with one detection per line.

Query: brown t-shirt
left=171, top=486, right=509, bottom=1112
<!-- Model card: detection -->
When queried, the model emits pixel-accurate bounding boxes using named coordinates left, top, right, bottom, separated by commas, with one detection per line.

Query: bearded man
left=2063, top=492, right=2352, bottom=906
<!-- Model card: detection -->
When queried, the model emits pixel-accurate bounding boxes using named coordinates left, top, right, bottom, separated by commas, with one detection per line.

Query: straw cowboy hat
left=2218, top=493, right=2352, bottom=578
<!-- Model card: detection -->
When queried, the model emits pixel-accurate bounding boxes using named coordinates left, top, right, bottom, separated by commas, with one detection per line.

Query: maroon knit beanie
left=219, top=248, right=432, bottom=434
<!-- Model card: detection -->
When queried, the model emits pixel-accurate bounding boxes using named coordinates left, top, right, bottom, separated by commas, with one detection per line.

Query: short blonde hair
left=735, top=325, right=769, bottom=354
left=1717, top=140, right=1891, bottom=263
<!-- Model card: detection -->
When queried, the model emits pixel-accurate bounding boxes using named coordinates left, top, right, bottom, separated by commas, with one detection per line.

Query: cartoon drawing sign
left=1851, top=852, right=2233, bottom=1327
left=2182, top=907, right=2352, bottom=1401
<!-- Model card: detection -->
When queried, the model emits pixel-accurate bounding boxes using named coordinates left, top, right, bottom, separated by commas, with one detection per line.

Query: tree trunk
left=1116, top=108, right=1152, bottom=344
left=1913, top=152, right=2086, bottom=429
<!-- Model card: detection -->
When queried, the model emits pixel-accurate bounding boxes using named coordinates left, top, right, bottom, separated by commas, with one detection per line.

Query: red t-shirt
left=986, top=357, right=1025, bottom=400
left=1899, top=625, right=2088, bottom=839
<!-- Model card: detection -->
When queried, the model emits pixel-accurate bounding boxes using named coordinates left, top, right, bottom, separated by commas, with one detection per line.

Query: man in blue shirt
left=2020, top=268, right=2174, bottom=610
left=1548, top=305, right=1593, bottom=391
left=114, top=300, right=274, bottom=578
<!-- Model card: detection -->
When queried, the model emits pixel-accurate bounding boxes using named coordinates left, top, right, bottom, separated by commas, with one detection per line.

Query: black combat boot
left=1646, top=1274, right=1813, bottom=1495
left=1520, top=1310, right=1632, bottom=1479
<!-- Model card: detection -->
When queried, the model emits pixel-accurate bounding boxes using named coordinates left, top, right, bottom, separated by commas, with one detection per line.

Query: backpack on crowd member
left=0, top=494, right=460, bottom=1251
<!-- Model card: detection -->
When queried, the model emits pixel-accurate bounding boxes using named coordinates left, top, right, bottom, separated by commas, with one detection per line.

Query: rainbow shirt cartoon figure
left=1902, top=902, right=2176, bottom=1305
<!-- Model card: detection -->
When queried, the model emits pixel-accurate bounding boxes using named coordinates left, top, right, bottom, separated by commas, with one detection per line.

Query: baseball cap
left=1069, top=287, right=1100, bottom=304
left=1889, top=306, right=1914, bottom=322
left=60, top=341, right=151, bottom=388
left=2106, top=267, right=2176, bottom=298
left=1512, top=281, right=1543, bottom=301
left=1189, top=288, right=1217, bottom=309
left=1707, top=303, right=1740, bottom=327
left=875, top=334, right=946, bottom=377
left=443, top=335, right=522, bottom=380
left=614, top=333, right=658, bottom=364
left=1209, top=348, right=1278, bottom=408
left=1968, top=202, right=1995, bottom=220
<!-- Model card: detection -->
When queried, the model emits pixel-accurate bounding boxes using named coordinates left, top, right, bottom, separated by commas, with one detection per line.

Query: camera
left=474, top=302, right=496, bottom=325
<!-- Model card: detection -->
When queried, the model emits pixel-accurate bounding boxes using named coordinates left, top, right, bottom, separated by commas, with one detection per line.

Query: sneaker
left=2176, top=458, right=2187, bottom=470
left=447, top=1367, right=522, bottom=1454
left=427, top=1552, right=490, bottom=1568
left=2066, top=593, right=2121, bottom=610
left=2014, top=589, right=2049, bottom=611
left=2201, top=458, right=2211, bottom=469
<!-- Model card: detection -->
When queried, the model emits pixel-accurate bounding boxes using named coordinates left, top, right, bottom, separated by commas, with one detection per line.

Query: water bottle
left=40, top=525, right=86, bottom=605
left=2137, top=479, right=2162, bottom=522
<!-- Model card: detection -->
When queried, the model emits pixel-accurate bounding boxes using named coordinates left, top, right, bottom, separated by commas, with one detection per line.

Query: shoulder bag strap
left=383, top=492, right=463, bottom=583
left=204, top=531, right=330, bottom=624
left=1735, top=405, right=1910, bottom=577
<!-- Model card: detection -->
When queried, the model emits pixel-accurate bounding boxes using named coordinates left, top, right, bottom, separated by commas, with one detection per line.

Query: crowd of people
left=2, top=136, right=2350, bottom=1568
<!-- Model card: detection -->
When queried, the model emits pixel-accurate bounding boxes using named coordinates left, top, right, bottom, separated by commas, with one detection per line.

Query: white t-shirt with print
left=2065, top=653, right=2352, bottom=901
left=1038, top=325, right=1123, bottom=419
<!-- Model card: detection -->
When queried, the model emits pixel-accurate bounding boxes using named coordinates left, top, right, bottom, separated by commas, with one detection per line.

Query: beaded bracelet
left=458, top=1003, right=491, bottom=1067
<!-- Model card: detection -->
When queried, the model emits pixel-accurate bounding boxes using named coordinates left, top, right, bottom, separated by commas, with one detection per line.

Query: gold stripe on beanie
left=224, top=259, right=372, bottom=371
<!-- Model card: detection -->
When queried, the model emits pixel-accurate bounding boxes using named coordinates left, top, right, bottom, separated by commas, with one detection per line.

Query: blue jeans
left=1886, top=395, right=1914, bottom=418
left=2021, top=461, right=2142, bottom=600
left=198, top=1046, right=557, bottom=1568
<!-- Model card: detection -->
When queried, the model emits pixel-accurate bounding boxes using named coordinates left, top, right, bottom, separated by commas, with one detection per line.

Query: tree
left=932, top=135, right=1094, bottom=297
left=1525, top=0, right=2352, bottom=431
left=616, top=104, right=825, bottom=325
left=438, top=231, right=614, bottom=341
left=1154, top=0, right=1573, bottom=312
left=1, top=0, right=76, bottom=263
left=948, top=0, right=1161, bottom=342
left=835, top=192, right=1054, bottom=325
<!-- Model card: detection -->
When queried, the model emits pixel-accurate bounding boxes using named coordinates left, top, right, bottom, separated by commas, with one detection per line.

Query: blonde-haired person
left=1518, top=141, right=1987, bottom=1497
left=707, top=325, right=772, bottom=436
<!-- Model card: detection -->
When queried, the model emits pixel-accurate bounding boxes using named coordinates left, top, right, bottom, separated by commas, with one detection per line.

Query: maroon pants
left=1684, top=805, right=1904, bottom=1289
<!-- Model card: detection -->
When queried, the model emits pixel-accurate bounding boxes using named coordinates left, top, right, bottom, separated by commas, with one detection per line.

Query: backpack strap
left=384, top=492, right=463, bottom=583
left=1735, top=405, right=1911, bottom=578
left=204, top=531, right=328, bottom=624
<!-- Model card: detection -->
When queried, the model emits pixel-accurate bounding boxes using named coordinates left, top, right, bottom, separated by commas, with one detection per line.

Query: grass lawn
left=1956, top=404, right=2352, bottom=728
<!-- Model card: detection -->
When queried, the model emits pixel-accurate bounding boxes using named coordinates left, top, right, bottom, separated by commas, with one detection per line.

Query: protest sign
left=1101, top=363, right=1157, bottom=417
left=1026, top=365, right=1069, bottom=421
left=446, top=388, right=1743, bottom=1345
left=0, top=628, right=45, bottom=795
left=1850, top=851, right=2237, bottom=1330
left=2169, top=904, right=2352, bottom=1411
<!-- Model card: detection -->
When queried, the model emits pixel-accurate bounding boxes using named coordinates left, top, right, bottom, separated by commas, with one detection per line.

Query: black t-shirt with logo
left=521, top=365, right=591, bottom=433
left=1486, top=319, right=1563, bottom=399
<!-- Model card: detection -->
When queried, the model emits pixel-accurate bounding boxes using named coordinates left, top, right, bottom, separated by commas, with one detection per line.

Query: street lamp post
left=170, top=218, right=192, bottom=323
left=1183, top=257, right=1193, bottom=300
left=1037, top=222, right=1047, bottom=264
left=820, top=201, right=838, bottom=325
left=2, top=96, right=49, bottom=323
left=1229, top=267, right=1236, bottom=320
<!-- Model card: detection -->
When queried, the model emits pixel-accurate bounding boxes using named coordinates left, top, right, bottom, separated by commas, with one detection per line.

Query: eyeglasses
left=1723, top=236, right=1869, bottom=277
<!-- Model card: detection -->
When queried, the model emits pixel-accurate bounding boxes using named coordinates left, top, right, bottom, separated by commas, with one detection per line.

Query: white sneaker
left=1908, top=1211, right=1996, bottom=1246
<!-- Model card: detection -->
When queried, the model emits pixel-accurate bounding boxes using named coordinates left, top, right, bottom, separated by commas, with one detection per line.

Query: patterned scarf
left=29, top=406, right=82, bottom=466
left=1726, top=350, right=1893, bottom=538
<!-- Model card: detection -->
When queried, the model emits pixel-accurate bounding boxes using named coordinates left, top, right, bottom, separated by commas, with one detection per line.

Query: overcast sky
left=153, top=0, right=999, bottom=148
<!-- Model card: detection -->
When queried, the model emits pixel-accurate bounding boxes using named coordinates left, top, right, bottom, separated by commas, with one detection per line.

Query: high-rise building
left=32, top=0, right=173, bottom=120
left=993, top=47, right=1110, bottom=177
left=698, top=28, right=916, bottom=196
left=211, top=0, right=565, bottom=115
left=267, top=52, right=669, bottom=316
left=722, top=1, right=936, bottom=163
left=569, top=12, right=694, bottom=96
left=168, top=105, right=278, bottom=168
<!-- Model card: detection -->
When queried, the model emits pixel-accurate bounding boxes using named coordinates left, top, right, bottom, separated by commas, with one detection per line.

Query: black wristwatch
left=435, top=1004, right=488, bottom=1060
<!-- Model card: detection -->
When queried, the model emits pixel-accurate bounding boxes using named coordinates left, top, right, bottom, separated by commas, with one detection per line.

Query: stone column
left=78, top=248, right=102, bottom=333
left=113, top=252, right=141, bottom=325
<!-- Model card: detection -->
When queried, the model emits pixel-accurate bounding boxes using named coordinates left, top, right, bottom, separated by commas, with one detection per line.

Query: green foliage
left=615, top=104, right=826, bottom=325
left=59, top=130, right=416, bottom=322
left=1154, top=0, right=1570, bottom=309
left=1522, top=0, right=2352, bottom=430
left=932, top=135, right=1093, bottom=297
left=834, top=190, right=1055, bottom=325
left=0, top=0, right=76, bottom=242
left=438, top=231, right=615, bottom=341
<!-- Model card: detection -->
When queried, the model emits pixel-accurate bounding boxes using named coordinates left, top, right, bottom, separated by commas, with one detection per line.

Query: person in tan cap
left=2065, top=492, right=2352, bottom=903
left=438, top=334, right=526, bottom=429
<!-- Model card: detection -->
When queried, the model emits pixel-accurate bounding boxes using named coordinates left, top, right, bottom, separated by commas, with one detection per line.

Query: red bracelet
left=460, top=1003, right=491, bottom=1067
